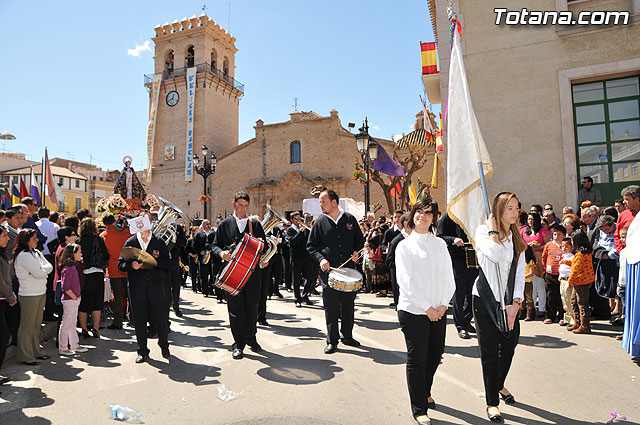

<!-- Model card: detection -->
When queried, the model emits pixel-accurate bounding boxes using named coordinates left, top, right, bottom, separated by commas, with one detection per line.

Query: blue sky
left=0, top=0, right=436, bottom=171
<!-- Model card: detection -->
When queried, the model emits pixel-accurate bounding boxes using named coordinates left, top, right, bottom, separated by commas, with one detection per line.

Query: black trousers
left=169, top=266, right=181, bottom=309
left=269, top=254, right=284, bottom=295
left=321, top=273, right=357, bottom=345
left=282, top=253, right=292, bottom=289
left=128, top=282, right=169, bottom=356
left=452, top=259, right=478, bottom=330
left=43, top=255, right=56, bottom=319
left=292, top=256, right=315, bottom=302
left=398, top=310, right=446, bottom=418
left=0, top=302, right=9, bottom=368
left=110, top=277, right=127, bottom=327
left=198, top=256, right=212, bottom=296
left=258, top=263, right=271, bottom=322
left=189, top=257, right=200, bottom=292
left=544, top=273, right=564, bottom=321
left=226, top=270, right=261, bottom=350
left=473, top=296, right=520, bottom=407
left=6, top=302, right=19, bottom=346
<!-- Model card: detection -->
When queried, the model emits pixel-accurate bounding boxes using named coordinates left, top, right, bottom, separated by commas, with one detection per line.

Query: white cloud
left=392, top=134, right=403, bottom=142
left=371, top=125, right=381, bottom=132
left=127, top=40, right=151, bottom=57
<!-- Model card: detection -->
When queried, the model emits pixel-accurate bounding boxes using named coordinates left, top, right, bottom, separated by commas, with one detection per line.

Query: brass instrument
left=179, top=257, right=189, bottom=272
left=151, top=196, right=184, bottom=251
left=259, top=204, right=289, bottom=266
left=203, top=250, right=211, bottom=265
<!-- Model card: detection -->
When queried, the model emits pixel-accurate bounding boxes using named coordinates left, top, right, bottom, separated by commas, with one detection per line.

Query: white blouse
left=472, top=225, right=525, bottom=303
left=395, top=231, right=456, bottom=315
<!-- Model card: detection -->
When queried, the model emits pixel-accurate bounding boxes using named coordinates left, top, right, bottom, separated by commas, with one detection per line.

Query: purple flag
left=372, top=139, right=405, bottom=176
left=30, top=167, right=41, bottom=206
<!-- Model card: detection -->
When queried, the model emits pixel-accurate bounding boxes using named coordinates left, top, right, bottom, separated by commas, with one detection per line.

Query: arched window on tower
left=165, top=50, right=174, bottom=77
left=185, top=45, right=195, bottom=68
left=210, top=48, right=217, bottom=74
left=223, top=57, right=230, bottom=82
left=290, top=141, right=301, bottom=164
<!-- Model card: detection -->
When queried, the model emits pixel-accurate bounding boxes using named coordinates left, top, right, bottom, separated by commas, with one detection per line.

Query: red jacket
left=101, top=224, right=132, bottom=278
left=615, top=209, right=637, bottom=253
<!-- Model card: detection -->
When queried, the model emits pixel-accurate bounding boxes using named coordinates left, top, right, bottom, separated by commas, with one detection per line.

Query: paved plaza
left=1, top=287, right=638, bottom=425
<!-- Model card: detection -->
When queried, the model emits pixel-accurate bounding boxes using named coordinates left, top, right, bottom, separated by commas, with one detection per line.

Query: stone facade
left=429, top=0, right=640, bottom=209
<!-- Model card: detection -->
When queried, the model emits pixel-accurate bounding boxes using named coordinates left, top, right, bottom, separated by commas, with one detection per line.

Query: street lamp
left=0, top=131, right=16, bottom=140
left=193, top=145, right=217, bottom=219
left=355, top=118, right=378, bottom=212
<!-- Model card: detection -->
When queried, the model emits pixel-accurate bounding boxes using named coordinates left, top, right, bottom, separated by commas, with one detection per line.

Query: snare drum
left=328, top=268, right=363, bottom=292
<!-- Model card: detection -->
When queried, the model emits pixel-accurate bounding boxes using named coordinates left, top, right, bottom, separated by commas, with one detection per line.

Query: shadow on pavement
left=339, top=344, right=406, bottom=365
left=354, top=316, right=400, bottom=331
left=505, top=401, right=613, bottom=425
left=248, top=350, right=343, bottom=385
left=146, top=355, right=221, bottom=386
left=444, top=344, right=480, bottom=359
left=518, top=334, right=576, bottom=349
left=0, top=385, right=54, bottom=424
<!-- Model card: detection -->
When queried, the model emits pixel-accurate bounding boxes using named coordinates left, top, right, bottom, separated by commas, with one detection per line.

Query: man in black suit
left=287, top=212, right=316, bottom=308
left=193, top=220, right=214, bottom=297
left=212, top=191, right=267, bottom=360
left=307, top=190, right=364, bottom=354
left=118, top=214, right=171, bottom=363
left=268, top=225, right=285, bottom=299
left=382, top=210, right=404, bottom=251
left=386, top=212, right=410, bottom=308
left=168, top=223, right=187, bottom=318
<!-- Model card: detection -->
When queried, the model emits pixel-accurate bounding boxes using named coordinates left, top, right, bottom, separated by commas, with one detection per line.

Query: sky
left=0, top=0, right=436, bottom=171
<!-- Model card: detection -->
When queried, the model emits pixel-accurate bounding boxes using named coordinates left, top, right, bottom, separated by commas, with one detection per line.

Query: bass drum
left=214, top=233, right=265, bottom=296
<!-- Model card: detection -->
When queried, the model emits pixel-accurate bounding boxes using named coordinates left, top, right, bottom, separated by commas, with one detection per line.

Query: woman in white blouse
left=14, top=229, right=54, bottom=365
left=395, top=197, right=455, bottom=425
left=473, top=192, right=527, bottom=423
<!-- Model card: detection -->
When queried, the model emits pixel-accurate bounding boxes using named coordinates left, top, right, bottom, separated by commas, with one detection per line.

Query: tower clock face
left=166, top=91, right=179, bottom=107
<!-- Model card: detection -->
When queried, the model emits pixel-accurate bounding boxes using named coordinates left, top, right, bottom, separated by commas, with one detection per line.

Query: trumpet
left=179, top=258, right=190, bottom=272
left=203, top=250, right=211, bottom=265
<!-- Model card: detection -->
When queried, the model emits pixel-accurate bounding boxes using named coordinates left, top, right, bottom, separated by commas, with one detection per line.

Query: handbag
left=54, top=280, right=62, bottom=306
left=104, top=277, right=113, bottom=302
left=369, top=245, right=383, bottom=262
left=475, top=242, right=520, bottom=338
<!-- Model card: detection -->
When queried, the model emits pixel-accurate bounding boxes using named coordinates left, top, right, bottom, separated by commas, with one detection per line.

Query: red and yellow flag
left=435, top=112, right=443, bottom=152
left=421, top=42, right=438, bottom=75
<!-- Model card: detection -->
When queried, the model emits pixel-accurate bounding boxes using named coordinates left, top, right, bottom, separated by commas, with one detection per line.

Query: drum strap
left=248, top=217, right=253, bottom=236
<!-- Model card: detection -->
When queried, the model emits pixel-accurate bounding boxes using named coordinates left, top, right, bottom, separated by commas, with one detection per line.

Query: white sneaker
left=72, top=346, right=89, bottom=353
left=59, top=350, right=76, bottom=356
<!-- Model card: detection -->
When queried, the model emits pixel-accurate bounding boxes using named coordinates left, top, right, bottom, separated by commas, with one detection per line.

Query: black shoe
left=232, top=348, right=243, bottom=359
left=90, top=328, right=100, bottom=339
left=295, top=302, right=302, bottom=308
left=135, top=354, right=148, bottom=364
left=458, top=329, right=470, bottom=339
left=0, top=376, right=10, bottom=385
left=486, top=407, right=503, bottom=422
left=303, top=297, right=314, bottom=306
left=258, top=319, right=269, bottom=326
left=81, top=329, right=90, bottom=339
left=248, top=342, right=262, bottom=353
left=161, top=348, right=171, bottom=359
left=340, top=337, right=361, bottom=347
left=275, top=292, right=284, bottom=299
left=174, top=308, right=183, bottom=318
left=427, top=399, right=436, bottom=410
left=21, top=360, right=41, bottom=366
left=311, top=289, right=320, bottom=295
left=499, top=391, right=515, bottom=404
left=107, top=324, right=122, bottom=330
left=36, top=354, right=51, bottom=360
left=324, top=344, right=337, bottom=354
left=466, top=325, right=477, bottom=333
left=610, top=317, right=624, bottom=326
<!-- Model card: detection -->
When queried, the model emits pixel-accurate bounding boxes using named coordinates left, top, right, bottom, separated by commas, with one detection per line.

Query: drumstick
left=334, top=247, right=366, bottom=270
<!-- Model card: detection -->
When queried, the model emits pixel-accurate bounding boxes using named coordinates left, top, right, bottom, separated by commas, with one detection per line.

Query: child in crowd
left=542, top=225, right=566, bottom=324
left=58, top=244, right=89, bottom=356
left=521, top=245, right=536, bottom=321
left=567, top=231, right=595, bottom=334
left=558, top=238, right=575, bottom=326
left=616, top=227, right=629, bottom=340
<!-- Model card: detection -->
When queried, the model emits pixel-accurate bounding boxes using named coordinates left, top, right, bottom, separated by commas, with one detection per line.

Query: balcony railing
left=144, top=63, right=244, bottom=93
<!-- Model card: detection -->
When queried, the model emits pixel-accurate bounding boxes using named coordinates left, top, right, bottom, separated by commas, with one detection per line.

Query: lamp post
left=0, top=131, right=16, bottom=140
left=355, top=118, right=378, bottom=213
left=193, top=145, right=217, bottom=220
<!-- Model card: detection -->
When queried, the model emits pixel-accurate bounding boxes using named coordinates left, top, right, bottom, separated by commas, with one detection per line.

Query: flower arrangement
left=125, top=198, right=143, bottom=212
left=106, top=194, right=127, bottom=212
left=352, top=169, right=370, bottom=185
left=144, top=194, right=161, bottom=209
left=96, top=197, right=109, bottom=214
left=198, top=194, right=212, bottom=203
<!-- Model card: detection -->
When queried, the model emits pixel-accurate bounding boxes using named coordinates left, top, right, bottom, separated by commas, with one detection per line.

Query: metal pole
left=203, top=172, right=207, bottom=220
left=364, top=155, right=370, bottom=213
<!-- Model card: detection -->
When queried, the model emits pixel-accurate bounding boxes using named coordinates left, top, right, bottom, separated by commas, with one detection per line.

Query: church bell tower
left=145, top=14, right=243, bottom=219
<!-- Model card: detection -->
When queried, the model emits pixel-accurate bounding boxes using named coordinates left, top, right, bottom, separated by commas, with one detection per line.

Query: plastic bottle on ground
left=107, top=405, right=142, bottom=422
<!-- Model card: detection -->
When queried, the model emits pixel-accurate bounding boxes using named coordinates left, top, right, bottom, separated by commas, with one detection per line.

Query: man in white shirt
left=35, top=206, right=60, bottom=321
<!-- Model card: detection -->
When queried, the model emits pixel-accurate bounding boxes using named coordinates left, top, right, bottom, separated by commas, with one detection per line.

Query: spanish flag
left=421, top=41, right=438, bottom=75
left=435, top=112, right=443, bottom=152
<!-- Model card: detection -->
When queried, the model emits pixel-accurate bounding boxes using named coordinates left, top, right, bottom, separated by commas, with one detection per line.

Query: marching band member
left=193, top=220, right=214, bottom=297
left=395, top=197, right=455, bottom=425
left=118, top=212, right=171, bottom=363
left=287, top=212, right=315, bottom=308
left=212, top=191, right=267, bottom=360
left=307, top=190, right=364, bottom=354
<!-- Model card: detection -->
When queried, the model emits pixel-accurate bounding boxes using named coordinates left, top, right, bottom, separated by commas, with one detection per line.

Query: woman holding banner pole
left=472, top=192, right=527, bottom=422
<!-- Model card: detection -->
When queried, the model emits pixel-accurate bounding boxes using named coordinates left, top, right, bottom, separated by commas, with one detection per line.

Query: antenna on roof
left=293, top=97, right=299, bottom=111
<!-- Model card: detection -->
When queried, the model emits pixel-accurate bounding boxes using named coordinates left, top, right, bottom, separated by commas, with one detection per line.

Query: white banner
left=146, top=74, right=162, bottom=183
left=184, top=67, right=196, bottom=181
